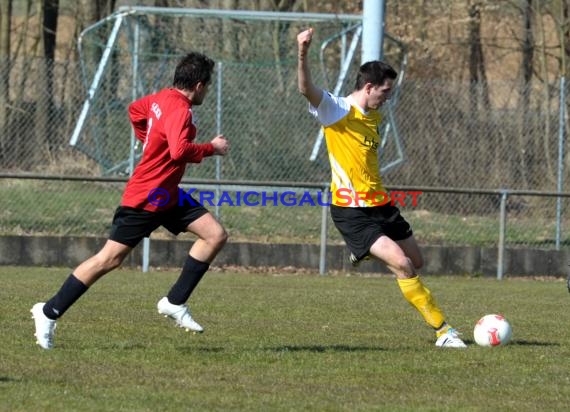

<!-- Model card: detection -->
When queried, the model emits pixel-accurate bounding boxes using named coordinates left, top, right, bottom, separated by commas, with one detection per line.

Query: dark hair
left=173, top=52, right=215, bottom=90
left=354, top=60, right=398, bottom=90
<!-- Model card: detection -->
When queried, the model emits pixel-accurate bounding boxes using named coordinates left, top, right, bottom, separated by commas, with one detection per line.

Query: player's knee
left=96, top=252, right=125, bottom=271
left=392, top=255, right=414, bottom=275
left=209, top=227, right=228, bottom=249
left=106, top=256, right=124, bottom=271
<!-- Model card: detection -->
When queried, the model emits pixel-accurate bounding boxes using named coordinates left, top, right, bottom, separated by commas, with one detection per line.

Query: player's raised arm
left=297, top=28, right=323, bottom=108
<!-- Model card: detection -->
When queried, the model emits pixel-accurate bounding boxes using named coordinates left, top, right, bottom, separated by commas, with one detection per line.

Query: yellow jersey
left=310, top=91, right=387, bottom=207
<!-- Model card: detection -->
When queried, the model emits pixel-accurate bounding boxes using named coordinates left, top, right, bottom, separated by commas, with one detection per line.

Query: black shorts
left=330, top=204, right=413, bottom=261
left=109, top=197, right=209, bottom=248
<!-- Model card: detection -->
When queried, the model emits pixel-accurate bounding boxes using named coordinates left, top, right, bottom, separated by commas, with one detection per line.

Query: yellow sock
left=397, top=276, right=447, bottom=333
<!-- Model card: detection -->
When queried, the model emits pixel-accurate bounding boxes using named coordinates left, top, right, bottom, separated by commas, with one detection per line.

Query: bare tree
left=267, top=0, right=297, bottom=92
left=468, top=1, right=490, bottom=112
left=533, top=0, right=554, bottom=183
left=77, top=0, right=116, bottom=68
left=560, top=0, right=570, bottom=184
left=0, top=0, right=11, bottom=165
left=35, top=0, right=60, bottom=154
left=222, top=0, right=240, bottom=61
left=520, top=0, right=534, bottom=103
left=520, top=0, right=536, bottom=186
left=466, top=1, right=494, bottom=184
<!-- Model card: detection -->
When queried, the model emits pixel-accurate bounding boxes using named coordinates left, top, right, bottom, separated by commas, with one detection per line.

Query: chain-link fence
left=1, top=7, right=569, bottom=256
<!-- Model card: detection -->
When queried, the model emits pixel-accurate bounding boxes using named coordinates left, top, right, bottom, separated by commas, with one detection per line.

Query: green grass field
left=1, top=266, right=569, bottom=411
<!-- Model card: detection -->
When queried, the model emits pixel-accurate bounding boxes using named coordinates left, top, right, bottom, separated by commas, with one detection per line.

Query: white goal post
left=69, top=6, right=407, bottom=176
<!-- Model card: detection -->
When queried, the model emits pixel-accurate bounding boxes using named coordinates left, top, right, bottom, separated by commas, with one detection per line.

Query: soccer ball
left=473, top=314, right=512, bottom=347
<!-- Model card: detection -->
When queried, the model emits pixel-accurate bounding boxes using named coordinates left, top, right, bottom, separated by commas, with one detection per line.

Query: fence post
left=319, top=185, right=330, bottom=275
left=556, top=76, right=566, bottom=250
left=215, top=61, right=223, bottom=220
left=142, top=238, right=150, bottom=273
left=129, top=18, right=150, bottom=274
left=497, top=190, right=508, bottom=280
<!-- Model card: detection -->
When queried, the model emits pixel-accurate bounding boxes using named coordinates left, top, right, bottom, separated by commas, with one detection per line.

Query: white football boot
left=435, top=328, right=467, bottom=348
left=157, top=297, right=203, bottom=333
left=31, top=302, right=57, bottom=350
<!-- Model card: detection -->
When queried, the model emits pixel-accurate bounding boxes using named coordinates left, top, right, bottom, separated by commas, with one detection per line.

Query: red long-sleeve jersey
left=121, top=88, right=215, bottom=211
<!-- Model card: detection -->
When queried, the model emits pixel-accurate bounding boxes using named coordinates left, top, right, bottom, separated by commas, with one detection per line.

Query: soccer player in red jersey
left=31, top=52, right=229, bottom=349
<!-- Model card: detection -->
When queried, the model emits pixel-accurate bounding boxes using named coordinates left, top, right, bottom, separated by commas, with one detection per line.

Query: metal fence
left=0, top=7, right=569, bottom=274
left=1, top=175, right=569, bottom=277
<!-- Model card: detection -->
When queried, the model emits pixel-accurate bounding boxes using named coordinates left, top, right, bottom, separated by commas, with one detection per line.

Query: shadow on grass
left=464, top=339, right=559, bottom=347
left=176, top=346, right=225, bottom=353
left=463, top=339, right=560, bottom=347
left=0, top=376, right=20, bottom=383
left=173, top=345, right=386, bottom=353
left=509, top=339, right=560, bottom=347
left=268, top=344, right=385, bottom=353
left=107, top=342, right=149, bottom=350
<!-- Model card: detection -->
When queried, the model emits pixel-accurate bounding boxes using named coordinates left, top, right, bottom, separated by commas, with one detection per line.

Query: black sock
left=167, top=256, right=210, bottom=305
left=43, top=274, right=89, bottom=320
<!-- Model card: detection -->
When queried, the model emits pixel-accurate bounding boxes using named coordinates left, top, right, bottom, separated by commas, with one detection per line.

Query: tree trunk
left=43, top=0, right=58, bottom=60
left=31, top=0, right=60, bottom=166
left=468, top=2, right=490, bottom=112
left=270, top=0, right=296, bottom=93
left=42, top=0, right=59, bottom=152
left=8, top=0, right=32, bottom=168
left=222, top=0, right=239, bottom=60
left=468, top=3, right=479, bottom=100
left=0, top=0, right=11, bottom=166
left=563, top=0, right=570, bottom=74
left=562, top=0, right=570, bottom=190
left=468, top=2, right=492, bottom=184
left=520, top=0, right=535, bottom=187
left=418, top=0, right=428, bottom=42
left=78, top=0, right=101, bottom=67
left=535, top=0, right=553, bottom=184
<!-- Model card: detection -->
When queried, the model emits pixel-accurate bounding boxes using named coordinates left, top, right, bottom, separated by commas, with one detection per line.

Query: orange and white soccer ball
left=473, top=314, right=512, bottom=347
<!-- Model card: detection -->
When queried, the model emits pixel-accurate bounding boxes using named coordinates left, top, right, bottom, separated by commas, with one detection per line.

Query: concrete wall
left=0, top=235, right=568, bottom=277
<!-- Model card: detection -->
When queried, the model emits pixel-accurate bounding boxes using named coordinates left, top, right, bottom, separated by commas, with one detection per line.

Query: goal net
left=70, top=6, right=407, bottom=182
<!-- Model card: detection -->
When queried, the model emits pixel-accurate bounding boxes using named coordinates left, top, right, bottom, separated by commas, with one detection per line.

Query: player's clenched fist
left=211, top=135, right=229, bottom=156
left=297, top=28, right=314, bottom=54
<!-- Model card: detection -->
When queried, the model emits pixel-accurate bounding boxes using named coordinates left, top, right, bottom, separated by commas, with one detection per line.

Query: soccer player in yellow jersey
left=297, top=28, right=466, bottom=348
